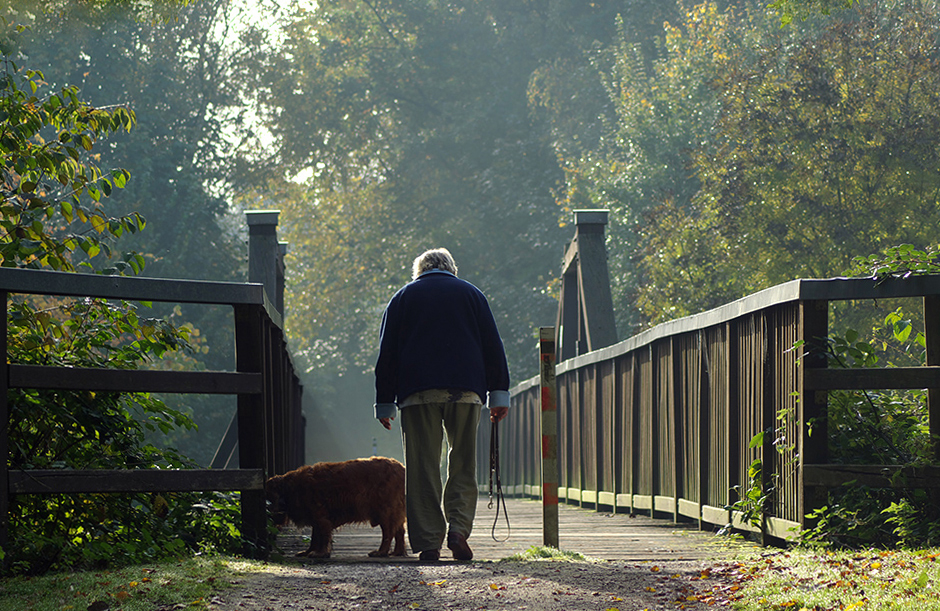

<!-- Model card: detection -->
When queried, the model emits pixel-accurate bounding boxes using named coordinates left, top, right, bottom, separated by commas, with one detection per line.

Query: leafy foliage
left=1, top=32, right=245, bottom=574
left=800, top=310, right=937, bottom=548
left=0, top=56, right=142, bottom=273
left=770, top=0, right=855, bottom=26
left=848, top=244, right=940, bottom=281
left=555, top=1, right=940, bottom=331
left=5, top=0, right=262, bottom=464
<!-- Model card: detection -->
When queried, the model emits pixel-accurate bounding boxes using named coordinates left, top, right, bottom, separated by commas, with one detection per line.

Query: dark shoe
left=418, top=549, right=440, bottom=562
left=447, top=532, right=473, bottom=561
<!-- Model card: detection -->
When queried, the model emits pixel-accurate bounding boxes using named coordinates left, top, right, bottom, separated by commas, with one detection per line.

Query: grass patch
left=717, top=548, right=940, bottom=610
left=0, top=555, right=263, bottom=611
left=500, top=546, right=590, bottom=562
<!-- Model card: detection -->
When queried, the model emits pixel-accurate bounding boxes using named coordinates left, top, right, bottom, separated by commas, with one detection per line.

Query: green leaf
left=748, top=431, right=765, bottom=449
left=60, top=201, right=74, bottom=223
left=112, top=170, right=128, bottom=188
left=893, top=321, right=912, bottom=342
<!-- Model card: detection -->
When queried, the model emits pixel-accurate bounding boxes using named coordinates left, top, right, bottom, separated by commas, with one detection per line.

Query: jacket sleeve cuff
left=486, top=390, right=510, bottom=409
left=374, top=403, right=398, bottom=420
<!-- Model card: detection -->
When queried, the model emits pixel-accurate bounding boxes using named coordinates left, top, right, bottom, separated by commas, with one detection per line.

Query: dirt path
left=207, top=556, right=741, bottom=610
left=206, top=499, right=754, bottom=610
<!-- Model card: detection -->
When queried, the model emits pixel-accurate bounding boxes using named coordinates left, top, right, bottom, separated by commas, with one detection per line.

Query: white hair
left=412, top=248, right=458, bottom=280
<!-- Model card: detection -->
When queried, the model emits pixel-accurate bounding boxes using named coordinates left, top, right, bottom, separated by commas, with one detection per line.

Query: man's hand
left=489, top=406, right=508, bottom=423
left=379, top=417, right=394, bottom=430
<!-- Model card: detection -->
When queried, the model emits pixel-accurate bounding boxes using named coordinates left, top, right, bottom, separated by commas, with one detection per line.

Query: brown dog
left=265, top=456, right=406, bottom=558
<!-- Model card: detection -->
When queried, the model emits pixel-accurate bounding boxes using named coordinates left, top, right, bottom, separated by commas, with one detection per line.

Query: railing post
left=0, top=291, right=8, bottom=556
left=556, top=210, right=617, bottom=361
left=277, top=241, right=288, bottom=318
left=761, top=311, right=777, bottom=544
left=697, top=331, right=709, bottom=530
left=234, top=303, right=269, bottom=557
left=212, top=212, right=287, bottom=471
left=540, top=327, right=560, bottom=549
left=799, top=300, right=829, bottom=530
left=670, top=337, right=681, bottom=523
left=925, top=295, right=940, bottom=462
left=246, top=210, right=281, bottom=316
left=726, top=322, right=740, bottom=522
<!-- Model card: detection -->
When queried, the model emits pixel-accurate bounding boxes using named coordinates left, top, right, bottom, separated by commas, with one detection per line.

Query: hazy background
left=6, top=0, right=940, bottom=465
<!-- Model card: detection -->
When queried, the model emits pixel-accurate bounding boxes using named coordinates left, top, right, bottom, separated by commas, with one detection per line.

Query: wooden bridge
left=0, top=211, right=304, bottom=556
left=4, top=207, right=940, bottom=561
left=480, top=210, right=940, bottom=546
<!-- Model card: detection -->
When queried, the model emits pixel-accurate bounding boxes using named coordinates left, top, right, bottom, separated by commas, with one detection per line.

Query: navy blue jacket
left=374, top=270, right=510, bottom=419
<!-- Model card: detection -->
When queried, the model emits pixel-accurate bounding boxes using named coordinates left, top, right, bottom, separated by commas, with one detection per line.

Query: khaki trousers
left=399, top=402, right=481, bottom=553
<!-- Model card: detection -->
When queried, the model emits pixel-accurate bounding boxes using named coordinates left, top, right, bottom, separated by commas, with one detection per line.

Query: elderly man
left=374, top=248, right=510, bottom=562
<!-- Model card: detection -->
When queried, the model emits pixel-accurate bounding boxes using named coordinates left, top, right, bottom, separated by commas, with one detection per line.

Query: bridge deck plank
left=276, top=497, right=753, bottom=563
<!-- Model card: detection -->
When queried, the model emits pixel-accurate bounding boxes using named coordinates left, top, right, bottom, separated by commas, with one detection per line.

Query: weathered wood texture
left=9, top=469, right=264, bottom=494
left=484, top=274, right=940, bottom=545
left=277, top=497, right=752, bottom=563
left=0, top=265, right=304, bottom=558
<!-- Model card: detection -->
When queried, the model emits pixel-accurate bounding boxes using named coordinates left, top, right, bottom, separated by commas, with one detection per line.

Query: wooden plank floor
left=276, top=497, right=755, bottom=563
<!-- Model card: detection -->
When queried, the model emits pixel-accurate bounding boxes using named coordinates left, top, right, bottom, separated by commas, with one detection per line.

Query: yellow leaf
left=410, top=604, right=420, bottom=609
left=90, top=214, right=106, bottom=234
left=645, top=586, right=656, bottom=592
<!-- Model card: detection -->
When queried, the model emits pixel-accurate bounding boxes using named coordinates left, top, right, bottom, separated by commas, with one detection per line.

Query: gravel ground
left=205, top=555, right=738, bottom=611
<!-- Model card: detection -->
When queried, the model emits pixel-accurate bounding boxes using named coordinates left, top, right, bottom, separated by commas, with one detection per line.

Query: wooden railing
left=483, top=275, right=940, bottom=543
left=0, top=266, right=304, bottom=557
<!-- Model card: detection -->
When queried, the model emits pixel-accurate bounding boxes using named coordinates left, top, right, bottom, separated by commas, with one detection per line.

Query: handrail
left=0, top=266, right=304, bottom=558
left=513, top=276, right=940, bottom=393
left=489, top=274, right=940, bottom=545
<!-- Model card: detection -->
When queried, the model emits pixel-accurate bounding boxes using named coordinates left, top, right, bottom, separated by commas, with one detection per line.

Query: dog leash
left=488, top=418, right=510, bottom=542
